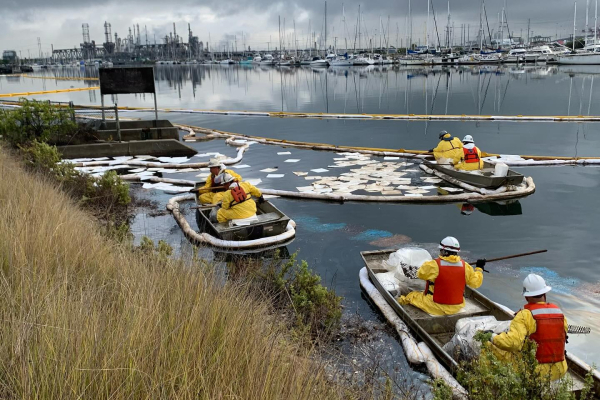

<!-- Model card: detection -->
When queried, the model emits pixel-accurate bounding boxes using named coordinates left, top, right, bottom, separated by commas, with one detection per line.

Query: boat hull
left=557, top=54, right=600, bottom=65
left=423, top=160, right=524, bottom=189
left=195, top=199, right=290, bottom=241
left=360, top=249, right=600, bottom=395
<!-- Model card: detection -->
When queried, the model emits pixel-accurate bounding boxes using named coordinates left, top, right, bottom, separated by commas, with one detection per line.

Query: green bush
left=19, top=140, right=77, bottom=181
left=0, top=98, right=76, bottom=146
left=85, top=170, right=131, bottom=206
left=252, top=252, right=342, bottom=339
left=453, top=336, right=595, bottom=400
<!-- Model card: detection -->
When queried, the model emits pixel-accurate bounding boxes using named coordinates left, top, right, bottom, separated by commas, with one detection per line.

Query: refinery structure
left=51, top=22, right=205, bottom=63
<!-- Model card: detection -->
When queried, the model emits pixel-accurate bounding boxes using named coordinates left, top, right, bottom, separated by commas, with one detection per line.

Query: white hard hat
left=463, top=135, right=474, bottom=143
left=522, top=274, right=552, bottom=297
left=208, top=158, right=223, bottom=168
left=215, top=172, right=235, bottom=185
left=439, top=236, right=461, bottom=252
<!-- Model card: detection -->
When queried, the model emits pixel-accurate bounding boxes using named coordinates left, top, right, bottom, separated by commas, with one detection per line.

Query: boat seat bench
left=214, top=212, right=282, bottom=232
left=404, top=298, right=490, bottom=335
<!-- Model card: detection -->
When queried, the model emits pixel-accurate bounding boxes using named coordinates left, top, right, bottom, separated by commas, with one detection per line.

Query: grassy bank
left=0, top=148, right=348, bottom=399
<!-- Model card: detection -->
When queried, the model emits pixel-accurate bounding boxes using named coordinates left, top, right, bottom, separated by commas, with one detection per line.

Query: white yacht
left=309, top=57, right=329, bottom=67
left=252, top=55, right=262, bottom=64
left=456, top=54, right=481, bottom=65
left=556, top=47, right=600, bottom=65
left=504, top=48, right=527, bottom=63
left=431, top=53, right=460, bottom=65
left=352, top=55, right=375, bottom=65
left=259, top=54, right=277, bottom=65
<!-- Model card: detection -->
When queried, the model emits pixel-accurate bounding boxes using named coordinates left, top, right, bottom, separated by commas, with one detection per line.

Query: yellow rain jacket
left=491, top=303, right=568, bottom=381
left=433, top=133, right=464, bottom=165
left=216, top=181, right=262, bottom=223
left=198, top=169, right=242, bottom=204
left=398, top=255, right=483, bottom=316
left=455, top=144, right=484, bottom=171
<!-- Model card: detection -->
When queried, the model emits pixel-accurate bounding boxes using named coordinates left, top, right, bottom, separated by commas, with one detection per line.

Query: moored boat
left=360, top=248, right=600, bottom=396
left=423, top=160, right=524, bottom=189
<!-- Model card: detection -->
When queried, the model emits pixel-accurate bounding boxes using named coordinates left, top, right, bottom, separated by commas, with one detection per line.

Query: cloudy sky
left=0, top=0, right=595, bottom=57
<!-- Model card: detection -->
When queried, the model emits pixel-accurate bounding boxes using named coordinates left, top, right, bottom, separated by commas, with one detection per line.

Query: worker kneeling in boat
left=455, top=135, right=484, bottom=171
left=216, top=173, right=264, bottom=223
left=429, top=131, right=464, bottom=166
left=398, top=236, right=485, bottom=316
left=488, top=274, right=568, bottom=381
left=199, top=158, right=242, bottom=204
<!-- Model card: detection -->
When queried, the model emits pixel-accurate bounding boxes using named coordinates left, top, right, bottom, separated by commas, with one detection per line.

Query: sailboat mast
left=426, top=0, right=430, bottom=50
left=409, top=0, right=412, bottom=52
left=596, top=0, right=598, bottom=45
left=324, top=1, right=327, bottom=56
left=574, top=1, right=578, bottom=52
left=586, top=0, right=590, bottom=47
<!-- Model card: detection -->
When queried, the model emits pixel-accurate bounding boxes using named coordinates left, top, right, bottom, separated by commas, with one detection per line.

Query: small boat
left=309, top=57, right=329, bottom=67
left=423, top=160, right=524, bottom=189
left=360, top=248, right=600, bottom=396
left=195, top=198, right=292, bottom=242
left=260, top=54, right=277, bottom=65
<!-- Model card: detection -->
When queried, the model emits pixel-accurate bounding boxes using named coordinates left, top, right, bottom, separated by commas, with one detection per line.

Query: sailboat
left=558, top=0, right=600, bottom=64
left=310, top=1, right=330, bottom=67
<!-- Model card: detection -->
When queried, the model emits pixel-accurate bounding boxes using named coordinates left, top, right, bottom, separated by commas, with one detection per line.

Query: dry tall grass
left=0, top=149, right=346, bottom=399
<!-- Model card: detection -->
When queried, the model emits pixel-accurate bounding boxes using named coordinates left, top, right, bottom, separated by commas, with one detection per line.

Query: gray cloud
left=0, top=0, right=595, bottom=53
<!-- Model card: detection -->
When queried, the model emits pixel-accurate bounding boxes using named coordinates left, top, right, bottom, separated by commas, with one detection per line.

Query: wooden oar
left=468, top=249, right=548, bottom=273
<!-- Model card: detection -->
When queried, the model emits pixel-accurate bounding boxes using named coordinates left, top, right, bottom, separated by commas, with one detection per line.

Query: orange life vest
left=423, top=258, right=466, bottom=305
left=463, top=147, right=481, bottom=163
left=523, top=303, right=566, bottom=364
left=230, top=184, right=248, bottom=205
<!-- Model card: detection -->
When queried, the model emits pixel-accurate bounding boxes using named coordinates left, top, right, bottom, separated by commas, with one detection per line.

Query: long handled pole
left=483, top=249, right=547, bottom=263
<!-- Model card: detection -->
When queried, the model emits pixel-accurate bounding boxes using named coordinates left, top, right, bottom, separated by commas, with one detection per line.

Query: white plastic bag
left=385, top=247, right=432, bottom=279
left=375, top=272, right=401, bottom=297
left=442, top=316, right=511, bottom=361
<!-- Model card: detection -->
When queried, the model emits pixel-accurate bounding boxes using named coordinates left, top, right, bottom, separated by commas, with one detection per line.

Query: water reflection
left=5, top=64, right=600, bottom=116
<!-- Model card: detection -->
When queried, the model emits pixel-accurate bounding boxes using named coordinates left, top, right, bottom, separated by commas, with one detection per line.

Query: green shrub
left=455, top=336, right=595, bottom=400
left=251, top=252, right=342, bottom=339
left=0, top=98, right=76, bottom=146
left=19, top=140, right=77, bottom=181
left=87, top=170, right=131, bottom=206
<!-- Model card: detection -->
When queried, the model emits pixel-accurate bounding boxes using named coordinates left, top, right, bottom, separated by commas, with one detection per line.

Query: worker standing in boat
left=429, top=131, right=464, bottom=166
left=455, top=135, right=484, bottom=171
left=198, top=158, right=242, bottom=204
left=398, top=236, right=486, bottom=316
left=488, top=274, right=568, bottom=381
left=215, top=173, right=264, bottom=223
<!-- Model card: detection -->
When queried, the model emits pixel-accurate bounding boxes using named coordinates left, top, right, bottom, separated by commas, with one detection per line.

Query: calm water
left=2, top=64, right=600, bottom=367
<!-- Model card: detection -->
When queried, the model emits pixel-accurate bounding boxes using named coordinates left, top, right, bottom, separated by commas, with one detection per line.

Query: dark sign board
left=99, top=67, right=155, bottom=96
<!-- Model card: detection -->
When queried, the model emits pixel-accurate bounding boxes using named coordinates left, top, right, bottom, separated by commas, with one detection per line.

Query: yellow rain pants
left=198, top=169, right=242, bottom=204
left=398, top=255, right=483, bottom=316
left=455, top=147, right=484, bottom=171
left=491, top=303, right=568, bottom=381
left=433, top=134, right=464, bottom=165
left=217, top=181, right=262, bottom=223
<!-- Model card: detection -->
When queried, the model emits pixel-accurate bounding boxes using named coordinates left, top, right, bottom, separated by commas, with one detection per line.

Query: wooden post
left=115, top=104, right=121, bottom=142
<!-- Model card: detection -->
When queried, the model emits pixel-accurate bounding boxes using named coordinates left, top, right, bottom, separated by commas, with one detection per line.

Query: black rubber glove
left=476, top=259, right=487, bottom=270
left=428, top=148, right=435, bottom=153
left=258, top=195, right=265, bottom=204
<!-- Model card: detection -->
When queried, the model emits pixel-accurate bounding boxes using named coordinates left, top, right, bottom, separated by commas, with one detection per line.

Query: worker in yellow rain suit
left=216, top=173, right=264, bottom=223
left=398, top=236, right=485, bottom=316
left=488, top=274, right=568, bottom=381
left=455, top=135, right=484, bottom=171
left=198, top=158, right=242, bottom=204
left=429, top=130, right=464, bottom=166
